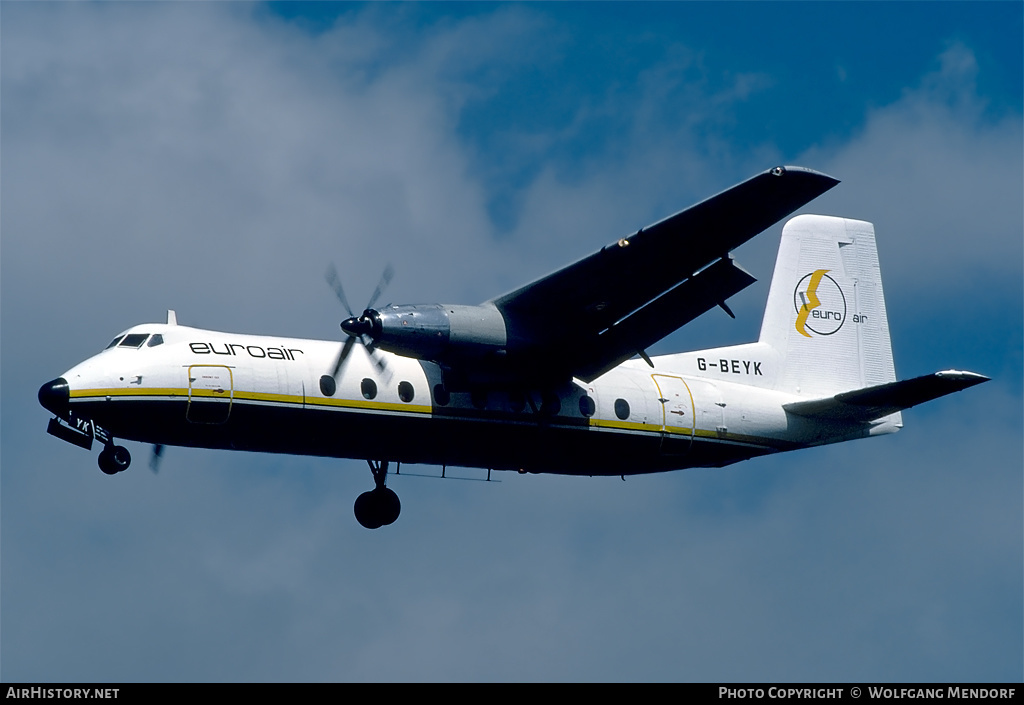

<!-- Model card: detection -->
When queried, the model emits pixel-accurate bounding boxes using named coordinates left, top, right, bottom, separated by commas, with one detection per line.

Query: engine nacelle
left=371, top=303, right=508, bottom=362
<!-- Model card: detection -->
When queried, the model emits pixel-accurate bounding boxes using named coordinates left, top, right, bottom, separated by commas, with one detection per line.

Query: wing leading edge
left=491, top=166, right=840, bottom=382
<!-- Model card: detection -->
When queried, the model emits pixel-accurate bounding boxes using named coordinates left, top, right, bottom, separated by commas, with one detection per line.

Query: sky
left=2, top=1, right=1021, bottom=683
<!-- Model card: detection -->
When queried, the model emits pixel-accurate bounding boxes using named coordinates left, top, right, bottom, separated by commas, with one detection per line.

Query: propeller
left=149, top=443, right=164, bottom=473
left=325, top=263, right=394, bottom=381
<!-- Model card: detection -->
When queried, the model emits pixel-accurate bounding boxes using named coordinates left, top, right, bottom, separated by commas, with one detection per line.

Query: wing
left=491, top=165, right=840, bottom=382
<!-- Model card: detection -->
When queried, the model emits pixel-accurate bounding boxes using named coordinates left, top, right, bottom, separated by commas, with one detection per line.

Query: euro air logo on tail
left=794, top=269, right=846, bottom=337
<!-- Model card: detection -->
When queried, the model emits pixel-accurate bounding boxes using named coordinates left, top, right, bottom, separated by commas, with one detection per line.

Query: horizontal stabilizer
left=784, top=370, right=989, bottom=423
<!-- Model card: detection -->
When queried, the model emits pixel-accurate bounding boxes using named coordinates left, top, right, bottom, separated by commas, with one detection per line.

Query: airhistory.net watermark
left=5, top=689, right=118, bottom=699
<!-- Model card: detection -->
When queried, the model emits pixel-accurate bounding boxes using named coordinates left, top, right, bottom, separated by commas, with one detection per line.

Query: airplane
left=38, top=166, right=988, bottom=529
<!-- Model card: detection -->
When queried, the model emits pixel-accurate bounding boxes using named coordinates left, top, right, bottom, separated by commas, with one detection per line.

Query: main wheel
left=98, top=445, right=131, bottom=475
left=354, top=487, right=401, bottom=529
left=376, top=487, right=401, bottom=526
left=354, top=491, right=383, bottom=529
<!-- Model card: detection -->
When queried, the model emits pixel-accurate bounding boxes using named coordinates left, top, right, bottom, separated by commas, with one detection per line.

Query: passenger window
left=361, top=378, right=377, bottom=400
left=471, top=390, right=487, bottom=409
left=398, top=381, right=415, bottom=403
left=614, top=398, right=630, bottom=420
left=579, top=395, right=595, bottom=417
left=433, top=385, right=450, bottom=406
left=320, top=375, right=337, bottom=397
left=508, top=391, right=526, bottom=413
left=541, top=393, right=560, bottom=416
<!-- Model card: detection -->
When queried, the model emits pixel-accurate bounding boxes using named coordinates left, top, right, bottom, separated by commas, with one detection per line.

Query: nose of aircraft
left=38, top=377, right=70, bottom=418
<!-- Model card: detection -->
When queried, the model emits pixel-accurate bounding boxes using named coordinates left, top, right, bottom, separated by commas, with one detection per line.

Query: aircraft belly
left=72, top=387, right=788, bottom=475
left=71, top=395, right=699, bottom=475
left=270, top=403, right=671, bottom=475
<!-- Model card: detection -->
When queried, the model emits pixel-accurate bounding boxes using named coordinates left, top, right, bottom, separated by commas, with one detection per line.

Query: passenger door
left=187, top=365, right=233, bottom=424
left=651, top=374, right=694, bottom=455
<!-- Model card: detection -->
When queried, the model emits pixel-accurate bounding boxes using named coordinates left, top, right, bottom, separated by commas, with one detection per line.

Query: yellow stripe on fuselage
left=70, top=387, right=434, bottom=415
left=72, top=387, right=187, bottom=398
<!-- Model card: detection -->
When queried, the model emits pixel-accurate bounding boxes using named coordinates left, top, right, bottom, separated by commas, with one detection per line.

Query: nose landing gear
left=43, top=408, right=132, bottom=476
left=98, top=444, right=131, bottom=475
left=354, top=459, right=401, bottom=529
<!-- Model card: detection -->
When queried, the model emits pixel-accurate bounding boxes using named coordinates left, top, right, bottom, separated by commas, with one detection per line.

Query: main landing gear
left=354, top=459, right=401, bottom=529
left=98, top=443, right=131, bottom=475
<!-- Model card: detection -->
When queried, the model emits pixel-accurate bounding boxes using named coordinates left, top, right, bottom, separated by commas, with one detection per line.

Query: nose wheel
left=354, top=460, right=401, bottom=529
left=98, top=444, right=131, bottom=475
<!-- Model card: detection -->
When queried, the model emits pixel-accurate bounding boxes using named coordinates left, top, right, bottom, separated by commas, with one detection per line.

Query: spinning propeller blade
left=324, top=264, right=395, bottom=381
left=150, top=444, right=165, bottom=473
left=325, top=263, right=355, bottom=317
left=366, top=264, right=394, bottom=311
left=330, top=336, right=356, bottom=379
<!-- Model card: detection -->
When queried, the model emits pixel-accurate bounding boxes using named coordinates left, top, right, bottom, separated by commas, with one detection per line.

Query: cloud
left=4, top=4, right=554, bottom=347
left=802, top=42, right=1022, bottom=294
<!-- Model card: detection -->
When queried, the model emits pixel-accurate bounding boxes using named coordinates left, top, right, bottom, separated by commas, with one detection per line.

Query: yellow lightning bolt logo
left=795, top=269, right=830, bottom=338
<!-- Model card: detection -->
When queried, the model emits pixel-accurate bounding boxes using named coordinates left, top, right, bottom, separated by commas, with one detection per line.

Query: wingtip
left=771, top=165, right=841, bottom=187
left=936, top=370, right=990, bottom=385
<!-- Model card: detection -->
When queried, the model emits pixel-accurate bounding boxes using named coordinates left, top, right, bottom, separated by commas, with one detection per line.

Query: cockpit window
left=118, top=333, right=149, bottom=348
left=147, top=334, right=164, bottom=347
left=105, top=335, right=125, bottom=349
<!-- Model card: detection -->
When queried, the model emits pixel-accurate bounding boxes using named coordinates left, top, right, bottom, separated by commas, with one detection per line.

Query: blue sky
left=2, top=2, right=1021, bottom=682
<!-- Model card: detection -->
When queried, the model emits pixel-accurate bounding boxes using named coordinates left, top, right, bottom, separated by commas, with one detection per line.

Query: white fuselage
left=57, top=322, right=896, bottom=476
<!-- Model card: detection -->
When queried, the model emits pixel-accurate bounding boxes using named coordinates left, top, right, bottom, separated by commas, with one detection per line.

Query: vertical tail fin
left=758, top=215, right=896, bottom=397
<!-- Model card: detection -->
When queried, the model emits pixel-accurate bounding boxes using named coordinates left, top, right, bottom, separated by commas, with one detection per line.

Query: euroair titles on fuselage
left=188, top=341, right=305, bottom=361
